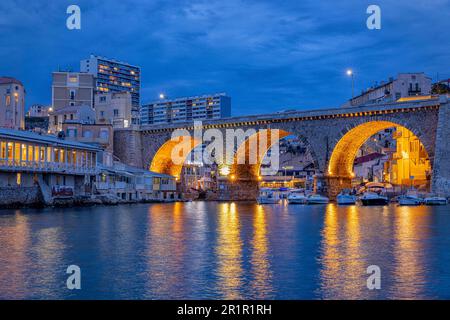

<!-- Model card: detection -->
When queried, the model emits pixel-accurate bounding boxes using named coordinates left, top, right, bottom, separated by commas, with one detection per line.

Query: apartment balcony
left=0, top=159, right=98, bottom=175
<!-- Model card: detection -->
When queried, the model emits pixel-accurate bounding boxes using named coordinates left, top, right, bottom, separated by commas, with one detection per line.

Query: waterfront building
left=95, top=92, right=132, bottom=128
left=0, top=128, right=99, bottom=206
left=343, top=73, right=432, bottom=107
left=80, top=55, right=140, bottom=125
left=140, top=93, right=231, bottom=126
left=52, top=72, right=95, bottom=111
left=0, top=77, right=25, bottom=130
left=96, top=162, right=178, bottom=201
left=62, top=122, right=114, bottom=167
left=48, top=105, right=96, bottom=133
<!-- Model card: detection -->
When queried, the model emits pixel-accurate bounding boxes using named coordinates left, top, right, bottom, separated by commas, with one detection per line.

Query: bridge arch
left=149, top=135, right=202, bottom=178
left=230, top=128, right=319, bottom=181
left=327, top=120, right=432, bottom=184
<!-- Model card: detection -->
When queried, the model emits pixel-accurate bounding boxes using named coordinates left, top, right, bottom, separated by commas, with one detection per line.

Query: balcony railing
left=0, top=159, right=98, bottom=175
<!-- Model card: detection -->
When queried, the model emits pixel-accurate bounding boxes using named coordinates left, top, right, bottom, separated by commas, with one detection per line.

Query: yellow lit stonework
left=150, top=136, right=201, bottom=177
left=328, top=121, right=430, bottom=188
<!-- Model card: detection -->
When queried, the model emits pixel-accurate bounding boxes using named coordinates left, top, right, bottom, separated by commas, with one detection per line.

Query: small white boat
left=398, top=195, right=423, bottom=206
left=337, top=190, right=357, bottom=205
left=257, top=188, right=280, bottom=204
left=424, top=196, right=447, bottom=206
left=359, top=192, right=389, bottom=206
left=306, top=194, right=329, bottom=204
left=287, top=190, right=307, bottom=204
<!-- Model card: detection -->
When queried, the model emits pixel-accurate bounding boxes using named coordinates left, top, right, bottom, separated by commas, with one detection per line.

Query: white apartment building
left=95, top=92, right=132, bottom=128
left=343, top=73, right=432, bottom=107
left=0, top=77, right=25, bottom=130
left=140, top=93, right=231, bottom=126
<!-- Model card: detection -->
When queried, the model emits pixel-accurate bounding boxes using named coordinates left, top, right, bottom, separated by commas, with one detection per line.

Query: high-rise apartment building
left=80, top=55, right=141, bottom=124
left=51, top=72, right=95, bottom=111
left=0, top=77, right=25, bottom=130
left=140, top=93, right=231, bottom=126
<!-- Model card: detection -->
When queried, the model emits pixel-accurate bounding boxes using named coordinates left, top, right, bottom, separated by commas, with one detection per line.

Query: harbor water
left=0, top=202, right=449, bottom=299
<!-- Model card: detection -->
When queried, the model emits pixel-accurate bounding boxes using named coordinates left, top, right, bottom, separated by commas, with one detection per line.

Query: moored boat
left=398, top=195, right=423, bottom=206
left=287, top=190, right=307, bottom=204
left=336, top=189, right=357, bottom=205
left=424, top=196, right=447, bottom=206
left=306, top=194, right=329, bottom=204
left=359, top=192, right=389, bottom=206
left=257, top=188, right=281, bottom=204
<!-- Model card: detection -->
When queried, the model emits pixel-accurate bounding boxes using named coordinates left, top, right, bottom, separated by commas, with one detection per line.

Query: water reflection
left=0, top=203, right=448, bottom=299
left=250, top=205, right=273, bottom=298
left=390, top=206, right=430, bottom=299
left=145, top=202, right=187, bottom=298
left=216, top=203, right=243, bottom=299
left=0, top=213, right=30, bottom=299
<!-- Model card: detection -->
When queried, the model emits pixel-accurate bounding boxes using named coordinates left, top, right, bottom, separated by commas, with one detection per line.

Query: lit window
left=16, top=173, right=21, bottom=185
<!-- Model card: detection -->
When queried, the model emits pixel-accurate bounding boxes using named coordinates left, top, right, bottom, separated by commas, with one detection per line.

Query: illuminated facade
left=0, top=128, right=99, bottom=205
left=389, top=127, right=431, bottom=188
left=80, top=55, right=141, bottom=125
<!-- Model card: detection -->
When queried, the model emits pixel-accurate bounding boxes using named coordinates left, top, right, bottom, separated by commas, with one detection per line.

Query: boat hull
left=360, top=198, right=389, bottom=206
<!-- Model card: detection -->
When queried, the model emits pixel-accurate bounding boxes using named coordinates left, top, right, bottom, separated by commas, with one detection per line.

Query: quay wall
left=0, top=186, right=44, bottom=208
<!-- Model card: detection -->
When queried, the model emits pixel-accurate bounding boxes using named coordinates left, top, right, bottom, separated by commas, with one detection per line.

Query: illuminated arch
left=149, top=136, right=202, bottom=178
left=231, top=129, right=291, bottom=180
left=328, top=121, right=431, bottom=179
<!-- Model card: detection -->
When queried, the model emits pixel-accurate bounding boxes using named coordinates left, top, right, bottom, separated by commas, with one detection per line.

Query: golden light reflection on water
left=146, top=202, right=186, bottom=297
left=250, top=205, right=273, bottom=298
left=391, top=206, right=430, bottom=299
left=216, top=202, right=243, bottom=299
left=0, top=213, right=30, bottom=298
left=319, top=204, right=433, bottom=299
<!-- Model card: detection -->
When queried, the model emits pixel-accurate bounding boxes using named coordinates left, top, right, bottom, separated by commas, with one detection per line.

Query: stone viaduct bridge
left=114, top=96, right=450, bottom=200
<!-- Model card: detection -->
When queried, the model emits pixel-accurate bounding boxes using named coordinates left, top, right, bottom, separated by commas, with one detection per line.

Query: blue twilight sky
left=0, top=0, right=449, bottom=115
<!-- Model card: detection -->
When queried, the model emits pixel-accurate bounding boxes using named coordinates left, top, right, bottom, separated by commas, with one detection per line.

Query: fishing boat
left=257, top=188, right=281, bottom=204
left=336, top=189, right=357, bottom=205
left=305, top=194, right=329, bottom=204
left=287, top=190, right=307, bottom=204
left=359, top=192, right=389, bottom=206
left=424, top=195, right=447, bottom=206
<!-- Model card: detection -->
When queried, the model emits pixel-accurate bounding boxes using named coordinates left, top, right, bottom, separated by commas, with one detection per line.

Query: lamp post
left=346, top=69, right=354, bottom=101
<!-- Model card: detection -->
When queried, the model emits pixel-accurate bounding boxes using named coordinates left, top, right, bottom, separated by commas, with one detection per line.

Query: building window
left=83, top=130, right=92, bottom=138
left=100, top=96, right=106, bottom=102
left=16, top=173, right=21, bottom=186
left=70, top=90, right=75, bottom=100
left=113, top=109, right=119, bottom=117
left=99, top=129, right=109, bottom=139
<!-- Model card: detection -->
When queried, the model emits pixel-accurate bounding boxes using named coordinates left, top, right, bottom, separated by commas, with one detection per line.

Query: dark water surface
left=0, top=202, right=449, bottom=299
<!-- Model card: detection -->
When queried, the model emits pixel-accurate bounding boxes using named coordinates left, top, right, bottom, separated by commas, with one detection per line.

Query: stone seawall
left=0, top=186, right=44, bottom=208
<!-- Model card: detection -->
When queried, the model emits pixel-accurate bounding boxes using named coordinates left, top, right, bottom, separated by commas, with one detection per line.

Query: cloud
left=0, top=0, right=449, bottom=114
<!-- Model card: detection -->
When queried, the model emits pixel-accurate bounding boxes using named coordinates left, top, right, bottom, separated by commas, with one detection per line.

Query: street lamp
left=159, top=93, right=165, bottom=99
left=346, top=69, right=354, bottom=101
